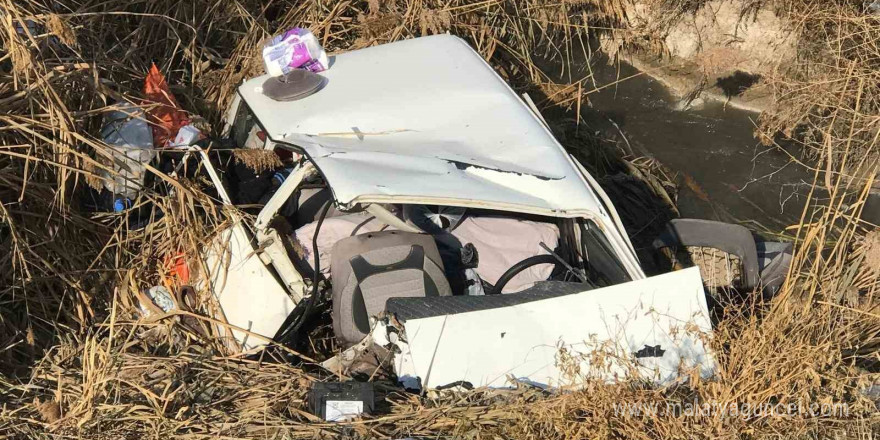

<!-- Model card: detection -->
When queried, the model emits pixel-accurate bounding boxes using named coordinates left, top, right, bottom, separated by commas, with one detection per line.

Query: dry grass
left=755, top=1, right=880, bottom=170
left=1, top=0, right=878, bottom=439
left=233, top=148, right=283, bottom=172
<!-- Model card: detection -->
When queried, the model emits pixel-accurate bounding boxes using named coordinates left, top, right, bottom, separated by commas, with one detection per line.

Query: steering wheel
left=489, top=254, right=559, bottom=295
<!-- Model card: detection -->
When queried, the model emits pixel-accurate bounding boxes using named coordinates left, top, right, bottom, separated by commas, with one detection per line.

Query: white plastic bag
left=170, top=124, right=202, bottom=148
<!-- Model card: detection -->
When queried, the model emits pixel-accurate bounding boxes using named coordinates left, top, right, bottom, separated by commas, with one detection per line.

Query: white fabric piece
left=295, top=213, right=559, bottom=293
left=464, top=269, right=485, bottom=296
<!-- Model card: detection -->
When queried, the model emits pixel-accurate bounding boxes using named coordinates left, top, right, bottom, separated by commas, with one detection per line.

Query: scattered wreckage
left=176, top=35, right=793, bottom=394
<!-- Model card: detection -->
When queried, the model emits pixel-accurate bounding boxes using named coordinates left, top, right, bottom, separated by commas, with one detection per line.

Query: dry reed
left=0, top=0, right=878, bottom=439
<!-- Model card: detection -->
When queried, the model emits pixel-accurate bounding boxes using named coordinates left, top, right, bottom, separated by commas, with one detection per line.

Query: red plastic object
left=143, top=64, right=190, bottom=148
left=165, top=252, right=190, bottom=285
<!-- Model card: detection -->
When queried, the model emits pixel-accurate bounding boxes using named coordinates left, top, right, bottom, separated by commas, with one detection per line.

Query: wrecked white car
left=201, top=35, right=721, bottom=390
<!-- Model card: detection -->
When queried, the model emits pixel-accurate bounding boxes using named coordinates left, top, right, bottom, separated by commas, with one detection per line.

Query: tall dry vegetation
left=0, top=0, right=878, bottom=439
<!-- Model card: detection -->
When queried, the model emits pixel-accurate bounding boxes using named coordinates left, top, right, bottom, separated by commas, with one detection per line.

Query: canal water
left=541, top=50, right=819, bottom=235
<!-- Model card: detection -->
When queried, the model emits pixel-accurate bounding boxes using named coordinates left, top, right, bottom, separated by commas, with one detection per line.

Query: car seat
left=331, top=230, right=452, bottom=346
left=652, top=219, right=793, bottom=295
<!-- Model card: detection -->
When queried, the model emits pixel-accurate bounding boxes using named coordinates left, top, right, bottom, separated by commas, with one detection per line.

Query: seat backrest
left=653, top=219, right=759, bottom=290
left=331, top=230, right=451, bottom=346
left=294, top=187, right=356, bottom=226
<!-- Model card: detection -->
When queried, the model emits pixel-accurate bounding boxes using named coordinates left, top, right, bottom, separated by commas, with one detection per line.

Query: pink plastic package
left=262, top=28, right=329, bottom=76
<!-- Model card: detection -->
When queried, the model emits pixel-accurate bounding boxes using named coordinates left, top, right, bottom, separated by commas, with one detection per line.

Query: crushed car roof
left=239, top=35, right=609, bottom=217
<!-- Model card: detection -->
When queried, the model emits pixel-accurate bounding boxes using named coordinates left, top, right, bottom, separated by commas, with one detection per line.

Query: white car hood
left=238, top=35, right=608, bottom=218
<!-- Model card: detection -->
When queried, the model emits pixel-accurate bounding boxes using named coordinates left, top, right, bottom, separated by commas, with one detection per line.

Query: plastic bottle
left=100, top=105, right=155, bottom=200
left=262, top=28, right=329, bottom=76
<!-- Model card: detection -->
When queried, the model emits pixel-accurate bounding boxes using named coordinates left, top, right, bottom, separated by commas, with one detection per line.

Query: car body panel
left=195, top=148, right=303, bottom=350
left=383, top=266, right=714, bottom=389
left=202, top=221, right=297, bottom=351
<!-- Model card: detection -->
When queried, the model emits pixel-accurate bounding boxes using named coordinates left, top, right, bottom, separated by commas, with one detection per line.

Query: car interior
left=283, top=179, right=633, bottom=346
left=228, top=102, right=633, bottom=349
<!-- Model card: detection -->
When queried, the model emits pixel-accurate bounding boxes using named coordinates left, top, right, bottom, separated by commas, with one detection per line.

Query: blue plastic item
left=113, top=198, right=131, bottom=212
